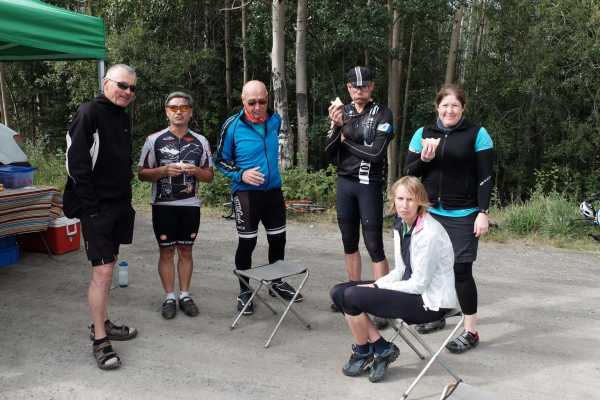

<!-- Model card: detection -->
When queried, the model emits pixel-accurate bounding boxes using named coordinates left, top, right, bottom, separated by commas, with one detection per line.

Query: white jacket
left=375, top=213, right=459, bottom=311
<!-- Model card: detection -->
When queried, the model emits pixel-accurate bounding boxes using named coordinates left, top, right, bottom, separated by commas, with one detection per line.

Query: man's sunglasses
left=166, top=105, right=192, bottom=113
left=246, top=99, right=267, bottom=106
left=108, top=79, right=136, bottom=93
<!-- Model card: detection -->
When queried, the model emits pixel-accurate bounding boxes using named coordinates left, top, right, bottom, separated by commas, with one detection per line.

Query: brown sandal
left=89, top=320, right=138, bottom=341
left=93, top=340, right=121, bottom=370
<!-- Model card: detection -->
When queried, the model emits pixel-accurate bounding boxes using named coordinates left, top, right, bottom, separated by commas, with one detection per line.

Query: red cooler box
left=19, top=217, right=81, bottom=255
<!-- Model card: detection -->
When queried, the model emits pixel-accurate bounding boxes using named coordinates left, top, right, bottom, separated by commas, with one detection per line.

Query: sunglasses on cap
left=246, top=99, right=267, bottom=106
left=108, top=78, right=136, bottom=93
left=166, top=104, right=192, bottom=112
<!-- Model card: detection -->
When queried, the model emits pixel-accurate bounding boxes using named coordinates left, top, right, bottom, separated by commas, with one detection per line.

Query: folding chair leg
left=231, top=282, right=265, bottom=330
left=401, top=315, right=465, bottom=400
left=264, top=271, right=311, bottom=348
left=397, top=328, right=427, bottom=360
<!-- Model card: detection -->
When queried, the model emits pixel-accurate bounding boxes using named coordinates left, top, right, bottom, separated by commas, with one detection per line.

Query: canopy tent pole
left=97, top=60, right=105, bottom=94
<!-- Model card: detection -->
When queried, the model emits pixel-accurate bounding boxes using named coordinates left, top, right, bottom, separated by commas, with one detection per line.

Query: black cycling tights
left=330, top=281, right=447, bottom=324
left=455, top=262, right=477, bottom=315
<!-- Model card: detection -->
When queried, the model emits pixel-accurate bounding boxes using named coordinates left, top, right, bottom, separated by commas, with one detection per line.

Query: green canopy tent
left=0, top=0, right=106, bottom=93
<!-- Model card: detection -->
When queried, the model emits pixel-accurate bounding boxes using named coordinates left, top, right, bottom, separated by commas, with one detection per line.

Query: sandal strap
left=93, top=341, right=120, bottom=365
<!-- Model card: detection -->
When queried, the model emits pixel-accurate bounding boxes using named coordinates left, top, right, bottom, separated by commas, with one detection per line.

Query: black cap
left=346, top=66, right=373, bottom=87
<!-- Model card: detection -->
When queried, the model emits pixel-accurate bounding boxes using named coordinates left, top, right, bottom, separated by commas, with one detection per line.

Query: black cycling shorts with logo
left=233, top=188, right=286, bottom=239
left=151, top=205, right=200, bottom=247
left=80, top=202, right=135, bottom=267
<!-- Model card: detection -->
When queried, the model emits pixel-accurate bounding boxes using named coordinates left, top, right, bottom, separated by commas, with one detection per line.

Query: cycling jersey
left=405, top=120, right=494, bottom=212
left=325, top=101, right=393, bottom=184
left=138, top=128, right=213, bottom=206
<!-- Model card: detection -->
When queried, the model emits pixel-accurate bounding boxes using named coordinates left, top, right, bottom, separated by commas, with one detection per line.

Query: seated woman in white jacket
left=330, top=176, right=458, bottom=383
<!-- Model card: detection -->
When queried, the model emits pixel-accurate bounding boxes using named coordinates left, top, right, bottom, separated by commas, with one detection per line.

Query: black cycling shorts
left=152, top=205, right=200, bottom=247
left=81, top=201, right=135, bottom=267
left=233, top=188, right=286, bottom=238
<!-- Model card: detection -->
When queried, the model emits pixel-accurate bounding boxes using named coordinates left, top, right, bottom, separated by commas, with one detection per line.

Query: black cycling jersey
left=325, top=101, right=394, bottom=184
left=139, top=128, right=212, bottom=205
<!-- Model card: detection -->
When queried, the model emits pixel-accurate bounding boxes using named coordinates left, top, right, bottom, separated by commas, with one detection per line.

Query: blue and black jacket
left=215, top=109, right=282, bottom=193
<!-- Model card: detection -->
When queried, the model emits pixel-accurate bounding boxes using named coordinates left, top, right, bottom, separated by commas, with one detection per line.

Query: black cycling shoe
left=179, top=296, right=199, bottom=317
left=415, top=318, right=446, bottom=334
left=446, top=330, right=479, bottom=354
left=368, top=343, right=400, bottom=383
left=342, top=344, right=374, bottom=377
left=371, top=316, right=389, bottom=330
left=161, top=298, right=177, bottom=320
left=237, top=290, right=254, bottom=315
left=269, top=281, right=304, bottom=302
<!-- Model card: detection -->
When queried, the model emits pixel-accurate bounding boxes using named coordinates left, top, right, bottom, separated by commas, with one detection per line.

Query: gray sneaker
left=368, top=343, right=400, bottom=383
left=342, top=344, right=374, bottom=377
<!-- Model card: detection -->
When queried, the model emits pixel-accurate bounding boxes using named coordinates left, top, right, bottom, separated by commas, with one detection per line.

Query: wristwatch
left=478, top=208, right=489, bottom=215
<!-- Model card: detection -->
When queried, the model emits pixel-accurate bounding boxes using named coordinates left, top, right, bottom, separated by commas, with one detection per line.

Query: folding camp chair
left=231, top=260, right=311, bottom=348
left=389, top=311, right=498, bottom=399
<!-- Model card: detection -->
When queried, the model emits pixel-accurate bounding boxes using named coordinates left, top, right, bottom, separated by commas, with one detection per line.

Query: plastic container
left=118, top=261, right=128, bottom=287
left=0, top=236, right=17, bottom=249
left=0, top=244, right=20, bottom=268
left=0, top=165, right=36, bottom=188
left=18, top=217, right=80, bottom=255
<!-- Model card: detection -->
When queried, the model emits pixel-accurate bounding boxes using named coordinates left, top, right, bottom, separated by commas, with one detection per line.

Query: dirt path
left=1, top=212, right=599, bottom=399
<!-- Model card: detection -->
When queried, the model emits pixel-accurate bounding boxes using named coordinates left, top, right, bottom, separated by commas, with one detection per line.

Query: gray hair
left=165, top=91, right=194, bottom=107
left=104, top=64, right=136, bottom=80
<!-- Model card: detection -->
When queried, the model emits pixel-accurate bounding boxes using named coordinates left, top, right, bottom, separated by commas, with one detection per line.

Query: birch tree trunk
left=0, top=64, right=8, bottom=125
left=398, top=25, right=415, bottom=171
left=295, top=0, right=309, bottom=170
left=445, top=5, right=464, bottom=84
left=387, top=3, right=402, bottom=190
left=242, top=1, right=248, bottom=83
left=272, top=0, right=292, bottom=169
left=224, top=0, right=232, bottom=110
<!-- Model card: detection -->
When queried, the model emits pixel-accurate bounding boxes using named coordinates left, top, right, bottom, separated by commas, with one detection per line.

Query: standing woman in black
left=405, top=84, right=494, bottom=353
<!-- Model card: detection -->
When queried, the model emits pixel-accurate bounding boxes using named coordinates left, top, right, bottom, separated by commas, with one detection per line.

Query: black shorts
left=152, top=205, right=200, bottom=247
left=335, top=176, right=384, bottom=228
left=81, top=201, right=135, bottom=267
left=431, top=212, right=479, bottom=263
left=233, top=189, right=286, bottom=238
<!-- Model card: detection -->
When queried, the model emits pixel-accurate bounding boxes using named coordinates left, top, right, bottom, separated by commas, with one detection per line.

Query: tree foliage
left=0, top=0, right=597, bottom=203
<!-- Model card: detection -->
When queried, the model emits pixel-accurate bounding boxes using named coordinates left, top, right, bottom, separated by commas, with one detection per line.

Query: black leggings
left=335, top=177, right=385, bottom=262
left=329, top=281, right=448, bottom=324
left=455, top=262, right=477, bottom=315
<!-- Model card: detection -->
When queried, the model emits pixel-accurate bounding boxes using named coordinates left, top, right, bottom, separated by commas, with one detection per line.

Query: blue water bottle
left=118, top=261, right=129, bottom=288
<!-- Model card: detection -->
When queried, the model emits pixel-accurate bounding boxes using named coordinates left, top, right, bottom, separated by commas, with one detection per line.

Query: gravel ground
left=1, top=211, right=599, bottom=400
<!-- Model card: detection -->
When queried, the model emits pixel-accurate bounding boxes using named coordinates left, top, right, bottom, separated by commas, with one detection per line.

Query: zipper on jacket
left=243, top=118, right=271, bottom=189
left=437, top=133, right=449, bottom=207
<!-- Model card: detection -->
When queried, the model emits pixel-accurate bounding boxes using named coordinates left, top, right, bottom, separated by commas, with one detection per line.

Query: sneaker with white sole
left=237, top=290, right=254, bottom=315
left=269, top=281, right=304, bottom=302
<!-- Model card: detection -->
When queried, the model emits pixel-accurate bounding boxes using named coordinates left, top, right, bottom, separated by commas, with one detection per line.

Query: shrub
left=281, top=165, right=337, bottom=207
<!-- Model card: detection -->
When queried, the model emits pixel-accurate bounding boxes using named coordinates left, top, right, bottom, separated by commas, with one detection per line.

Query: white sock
left=166, top=292, right=177, bottom=301
left=179, top=291, right=190, bottom=300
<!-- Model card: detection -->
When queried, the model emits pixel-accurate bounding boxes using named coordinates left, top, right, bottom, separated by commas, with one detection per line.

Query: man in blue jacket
left=215, top=80, right=302, bottom=315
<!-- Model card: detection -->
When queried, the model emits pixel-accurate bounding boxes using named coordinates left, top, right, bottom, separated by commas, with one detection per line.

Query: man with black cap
left=138, top=91, right=214, bottom=320
left=326, top=66, right=394, bottom=327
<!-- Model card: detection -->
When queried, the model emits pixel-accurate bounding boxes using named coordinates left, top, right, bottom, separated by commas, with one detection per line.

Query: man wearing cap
left=215, top=80, right=302, bottom=316
left=326, top=66, right=394, bottom=323
left=138, top=91, right=214, bottom=320
left=64, top=64, right=138, bottom=370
